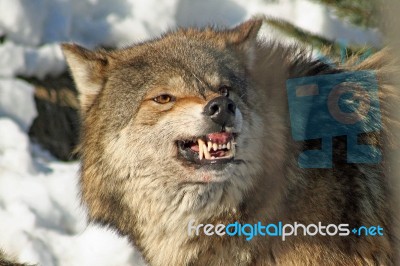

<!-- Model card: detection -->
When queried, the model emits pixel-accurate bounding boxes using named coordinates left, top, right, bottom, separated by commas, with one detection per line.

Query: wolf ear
left=225, top=17, right=264, bottom=69
left=61, top=43, right=109, bottom=113
left=227, top=17, right=263, bottom=44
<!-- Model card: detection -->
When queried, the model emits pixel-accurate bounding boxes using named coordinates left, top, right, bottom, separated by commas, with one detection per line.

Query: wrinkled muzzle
left=177, top=96, right=243, bottom=166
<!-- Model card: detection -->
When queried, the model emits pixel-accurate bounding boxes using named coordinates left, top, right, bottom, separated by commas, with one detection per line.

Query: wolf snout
left=203, top=96, right=236, bottom=127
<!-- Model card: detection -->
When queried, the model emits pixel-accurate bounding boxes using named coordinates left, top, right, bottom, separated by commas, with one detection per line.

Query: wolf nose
left=204, top=96, right=236, bottom=127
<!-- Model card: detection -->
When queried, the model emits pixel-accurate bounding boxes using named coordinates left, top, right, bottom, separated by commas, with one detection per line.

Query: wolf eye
left=219, top=86, right=230, bottom=97
left=153, top=94, right=174, bottom=104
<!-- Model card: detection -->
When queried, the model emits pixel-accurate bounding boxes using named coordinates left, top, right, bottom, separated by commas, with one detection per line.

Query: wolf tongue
left=210, top=150, right=225, bottom=157
left=206, top=132, right=231, bottom=144
left=190, top=143, right=199, bottom=152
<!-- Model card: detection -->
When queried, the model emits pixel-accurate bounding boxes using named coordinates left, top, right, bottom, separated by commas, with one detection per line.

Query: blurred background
left=0, top=0, right=396, bottom=265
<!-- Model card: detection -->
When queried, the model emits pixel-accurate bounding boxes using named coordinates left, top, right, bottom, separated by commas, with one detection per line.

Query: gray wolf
left=62, top=17, right=400, bottom=265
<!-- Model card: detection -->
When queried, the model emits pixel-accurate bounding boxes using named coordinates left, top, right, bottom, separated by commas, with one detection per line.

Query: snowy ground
left=0, top=0, right=380, bottom=265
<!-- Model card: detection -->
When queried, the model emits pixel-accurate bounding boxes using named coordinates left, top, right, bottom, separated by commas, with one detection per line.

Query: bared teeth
left=207, top=141, right=212, bottom=152
left=198, top=139, right=204, bottom=160
left=203, top=143, right=211, bottom=159
left=194, top=137, right=236, bottom=161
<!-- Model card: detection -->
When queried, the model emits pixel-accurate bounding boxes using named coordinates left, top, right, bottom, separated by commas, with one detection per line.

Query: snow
left=0, top=0, right=381, bottom=79
left=0, top=79, right=36, bottom=132
left=0, top=133, right=142, bottom=265
left=0, top=0, right=381, bottom=265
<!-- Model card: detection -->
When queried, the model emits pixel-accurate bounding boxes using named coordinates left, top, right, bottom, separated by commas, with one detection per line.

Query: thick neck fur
left=80, top=44, right=398, bottom=265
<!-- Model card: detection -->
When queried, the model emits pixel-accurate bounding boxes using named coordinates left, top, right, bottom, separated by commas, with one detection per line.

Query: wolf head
left=62, top=18, right=292, bottom=254
left=62, top=17, right=400, bottom=265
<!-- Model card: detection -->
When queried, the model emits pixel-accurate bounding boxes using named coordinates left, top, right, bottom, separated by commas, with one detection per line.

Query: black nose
left=203, top=96, right=236, bottom=127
